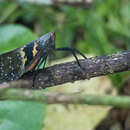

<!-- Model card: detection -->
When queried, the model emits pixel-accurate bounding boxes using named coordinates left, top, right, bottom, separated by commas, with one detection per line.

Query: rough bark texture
left=21, top=51, right=130, bottom=89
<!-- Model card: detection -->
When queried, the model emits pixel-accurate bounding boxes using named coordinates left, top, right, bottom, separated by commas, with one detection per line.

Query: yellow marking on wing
left=33, top=42, right=38, bottom=57
left=20, top=47, right=27, bottom=68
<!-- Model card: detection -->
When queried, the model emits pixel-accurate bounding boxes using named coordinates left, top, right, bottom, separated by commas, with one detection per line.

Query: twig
left=53, top=0, right=92, bottom=8
left=2, top=0, right=92, bottom=8
left=21, top=50, right=130, bottom=89
left=0, top=80, right=30, bottom=90
left=1, top=88, right=130, bottom=108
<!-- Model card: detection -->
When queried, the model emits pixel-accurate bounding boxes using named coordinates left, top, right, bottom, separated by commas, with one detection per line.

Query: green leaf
left=0, top=101, right=45, bottom=130
left=0, top=24, right=46, bottom=130
left=0, top=24, right=37, bottom=54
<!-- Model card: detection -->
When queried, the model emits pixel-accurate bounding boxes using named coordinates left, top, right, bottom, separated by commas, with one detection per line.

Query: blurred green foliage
left=0, top=101, right=45, bottom=130
left=1, top=1, right=130, bottom=55
left=0, top=1, right=130, bottom=129
left=0, top=24, right=37, bottom=53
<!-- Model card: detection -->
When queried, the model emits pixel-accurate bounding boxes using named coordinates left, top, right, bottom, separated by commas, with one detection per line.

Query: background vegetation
left=0, top=0, right=130, bottom=130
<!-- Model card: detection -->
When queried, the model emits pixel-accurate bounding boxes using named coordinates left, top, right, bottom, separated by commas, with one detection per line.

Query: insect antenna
left=55, top=47, right=87, bottom=68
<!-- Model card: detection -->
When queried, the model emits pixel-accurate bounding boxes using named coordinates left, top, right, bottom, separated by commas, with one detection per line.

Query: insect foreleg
left=69, top=48, right=87, bottom=59
left=55, top=47, right=87, bottom=68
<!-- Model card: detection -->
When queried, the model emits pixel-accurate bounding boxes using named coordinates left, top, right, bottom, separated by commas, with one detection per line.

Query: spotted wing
left=0, top=49, right=24, bottom=83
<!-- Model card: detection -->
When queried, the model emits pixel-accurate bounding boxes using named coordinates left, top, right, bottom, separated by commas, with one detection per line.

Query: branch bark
left=21, top=50, right=130, bottom=89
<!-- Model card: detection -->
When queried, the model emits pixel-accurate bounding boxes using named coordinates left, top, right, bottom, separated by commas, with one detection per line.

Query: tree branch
left=1, top=87, right=130, bottom=108
left=21, top=50, right=130, bottom=89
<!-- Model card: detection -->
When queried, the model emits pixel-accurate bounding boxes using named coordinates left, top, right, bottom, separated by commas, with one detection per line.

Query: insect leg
left=32, top=56, right=47, bottom=88
left=36, top=56, right=47, bottom=70
left=70, top=48, right=87, bottom=59
left=55, top=47, right=86, bottom=68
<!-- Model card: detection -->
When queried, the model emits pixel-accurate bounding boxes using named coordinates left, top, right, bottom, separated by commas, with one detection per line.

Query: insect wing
left=0, top=32, right=54, bottom=83
left=0, top=49, right=24, bottom=83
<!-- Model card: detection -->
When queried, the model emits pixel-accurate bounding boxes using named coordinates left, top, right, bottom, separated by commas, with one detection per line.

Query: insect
left=0, top=32, right=87, bottom=86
